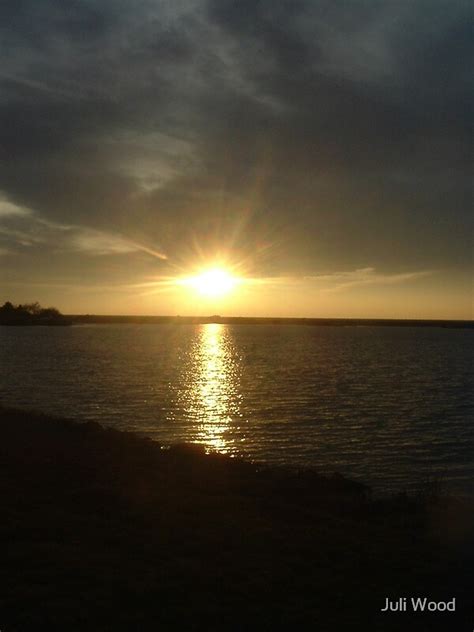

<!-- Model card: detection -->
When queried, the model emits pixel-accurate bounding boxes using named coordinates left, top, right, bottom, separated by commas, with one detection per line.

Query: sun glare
left=183, top=267, right=239, bottom=298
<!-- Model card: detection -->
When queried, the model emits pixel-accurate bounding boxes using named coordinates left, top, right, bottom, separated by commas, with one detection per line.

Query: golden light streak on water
left=184, top=323, right=241, bottom=452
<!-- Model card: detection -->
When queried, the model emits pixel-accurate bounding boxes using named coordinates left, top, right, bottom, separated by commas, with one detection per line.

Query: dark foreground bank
left=1, top=407, right=473, bottom=631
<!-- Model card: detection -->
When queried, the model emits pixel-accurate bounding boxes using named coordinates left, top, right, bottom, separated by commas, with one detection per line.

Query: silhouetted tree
left=0, top=301, right=71, bottom=325
left=1, top=301, right=15, bottom=313
left=22, top=302, right=42, bottom=315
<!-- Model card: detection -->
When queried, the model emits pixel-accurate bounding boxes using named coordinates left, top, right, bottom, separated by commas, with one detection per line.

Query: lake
left=1, top=323, right=472, bottom=494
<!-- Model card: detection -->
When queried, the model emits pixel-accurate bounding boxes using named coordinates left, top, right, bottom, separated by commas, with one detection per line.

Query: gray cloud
left=0, top=0, right=471, bottom=289
left=0, top=199, right=167, bottom=259
left=306, top=267, right=433, bottom=293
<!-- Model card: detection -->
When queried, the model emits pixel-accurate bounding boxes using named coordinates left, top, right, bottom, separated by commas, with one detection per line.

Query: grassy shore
left=1, top=407, right=472, bottom=631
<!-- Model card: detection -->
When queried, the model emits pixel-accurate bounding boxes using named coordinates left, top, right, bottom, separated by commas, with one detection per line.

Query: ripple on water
left=0, top=323, right=472, bottom=494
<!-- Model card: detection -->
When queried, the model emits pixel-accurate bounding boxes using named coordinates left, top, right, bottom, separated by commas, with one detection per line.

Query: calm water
left=1, top=323, right=473, bottom=494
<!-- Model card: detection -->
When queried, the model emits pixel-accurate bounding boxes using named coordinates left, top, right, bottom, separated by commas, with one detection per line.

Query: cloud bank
left=0, top=0, right=471, bottom=313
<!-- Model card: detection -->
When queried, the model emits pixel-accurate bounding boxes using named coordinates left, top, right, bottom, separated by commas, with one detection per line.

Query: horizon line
left=66, top=314, right=473, bottom=324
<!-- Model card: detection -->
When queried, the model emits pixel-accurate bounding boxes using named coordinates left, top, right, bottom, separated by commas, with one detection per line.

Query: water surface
left=1, top=323, right=472, bottom=493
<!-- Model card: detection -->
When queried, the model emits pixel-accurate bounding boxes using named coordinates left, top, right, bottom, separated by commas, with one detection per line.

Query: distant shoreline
left=67, top=315, right=473, bottom=328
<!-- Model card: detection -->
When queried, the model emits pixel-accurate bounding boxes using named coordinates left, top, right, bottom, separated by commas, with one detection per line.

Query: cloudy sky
left=0, top=0, right=472, bottom=317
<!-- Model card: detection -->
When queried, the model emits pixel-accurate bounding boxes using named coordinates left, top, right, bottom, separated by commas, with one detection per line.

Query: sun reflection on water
left=183, top=323, right=241, bottom=453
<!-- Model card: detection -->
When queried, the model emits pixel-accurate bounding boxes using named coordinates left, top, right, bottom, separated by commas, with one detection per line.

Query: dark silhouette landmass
left=1, top=406, right=472, bottom=631
left=1, top=301, right=471, bottom=327
left=71, top=314, right=473, bottom=328
left=0, top=302, right=72, bottom=326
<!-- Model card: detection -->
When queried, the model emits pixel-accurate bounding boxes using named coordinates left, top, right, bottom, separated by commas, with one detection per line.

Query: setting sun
left=182, top=267, right=239, bottom=298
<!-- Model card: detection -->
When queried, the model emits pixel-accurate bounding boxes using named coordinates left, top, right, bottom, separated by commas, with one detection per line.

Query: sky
left=0, top=0, right=472, bottom=318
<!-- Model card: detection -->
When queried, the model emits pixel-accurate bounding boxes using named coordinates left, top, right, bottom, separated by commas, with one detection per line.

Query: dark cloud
left=0, top=0, right=471, bottom=288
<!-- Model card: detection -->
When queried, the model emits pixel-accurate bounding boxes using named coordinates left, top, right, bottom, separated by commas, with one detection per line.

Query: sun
left=183, top=267, right=239, bottom=298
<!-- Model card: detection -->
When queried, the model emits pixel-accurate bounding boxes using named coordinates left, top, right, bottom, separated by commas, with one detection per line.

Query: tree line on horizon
left=0, top=301, right=71, bottom=326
